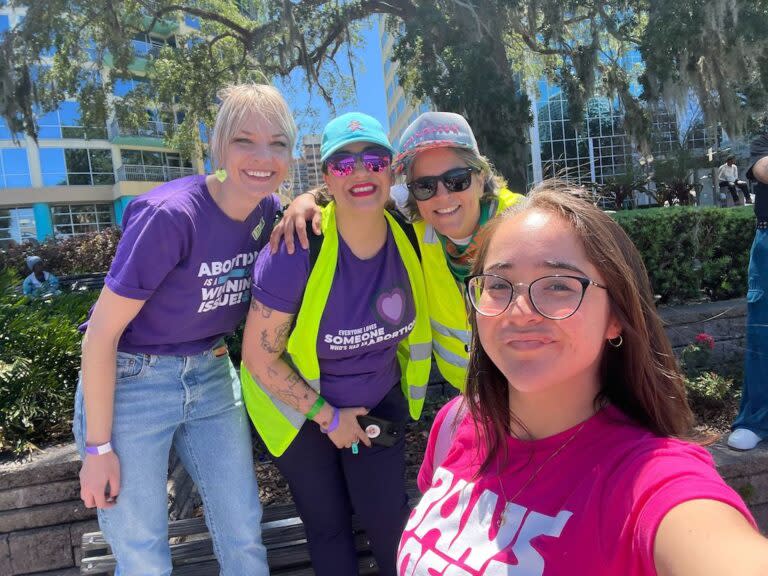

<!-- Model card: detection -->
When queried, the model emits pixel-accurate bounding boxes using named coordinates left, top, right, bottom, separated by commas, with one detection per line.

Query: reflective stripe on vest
left=417, top=189, right=523, bottom=391
left=433, top=339, right=469, bottom=368
left=243, top=202, right=432, bottom=456
left=431, top=318, right=471, bottom=344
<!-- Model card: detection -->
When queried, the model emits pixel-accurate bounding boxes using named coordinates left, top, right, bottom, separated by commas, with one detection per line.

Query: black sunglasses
left=407, top=167, right=475, bottom=201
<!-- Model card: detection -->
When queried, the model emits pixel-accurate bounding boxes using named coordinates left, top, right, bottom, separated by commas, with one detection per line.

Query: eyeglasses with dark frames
left=464, top=274, right=608, bottom=320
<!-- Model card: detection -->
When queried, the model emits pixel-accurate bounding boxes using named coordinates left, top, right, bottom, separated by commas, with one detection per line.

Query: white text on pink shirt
left=398, top=467, right=573, bottom=575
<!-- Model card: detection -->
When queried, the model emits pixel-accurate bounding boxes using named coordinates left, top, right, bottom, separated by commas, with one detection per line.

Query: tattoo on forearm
left=250, top=299, right=274, bottom=318
left=260, top=320, right=291, bottom=354
left=277, top=370, right=309, bottom=410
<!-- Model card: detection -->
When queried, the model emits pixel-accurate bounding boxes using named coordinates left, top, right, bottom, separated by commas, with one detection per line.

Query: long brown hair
left=465, top=180, right=694, bottom=473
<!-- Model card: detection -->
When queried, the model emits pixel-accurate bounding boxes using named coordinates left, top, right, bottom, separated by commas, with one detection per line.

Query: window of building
left=52, top=204, right=114, bottom=237
left=184, top=14, right=201, bottom=29
left=0, top=118, right=11, bottom=140
left=119, top=150, right=192, bottom=181
left=40, top=148, right=114, bottom=186
left=113, top=76, right=151, bottom=98
left=131, top=33, right=176, bottom=57
left=0, top=207, right=36, bottom=247
left=38, top=101, right=107, bottom=140
left=0, top=148, right=31, bottom=188
left=120, top=150, right=191, bottom=168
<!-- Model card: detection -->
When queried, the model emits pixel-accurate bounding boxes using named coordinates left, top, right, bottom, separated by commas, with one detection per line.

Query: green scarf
left=437, top=199, right=493, bottom=284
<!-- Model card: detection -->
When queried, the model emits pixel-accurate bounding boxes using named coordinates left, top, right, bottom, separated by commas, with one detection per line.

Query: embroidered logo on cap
left=347, top=120, right=363, bottom=132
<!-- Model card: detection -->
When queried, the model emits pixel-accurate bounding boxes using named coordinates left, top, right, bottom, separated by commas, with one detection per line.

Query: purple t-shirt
left=251, top=228, right=415, bottom=409
left=101, top=175, right=278, bottom=355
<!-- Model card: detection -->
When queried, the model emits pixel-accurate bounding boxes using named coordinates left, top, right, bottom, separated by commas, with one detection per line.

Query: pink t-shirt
left=398, top=398, right=755, bottom=576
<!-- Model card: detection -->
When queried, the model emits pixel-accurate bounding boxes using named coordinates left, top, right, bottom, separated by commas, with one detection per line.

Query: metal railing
left=109, top=119, right=171, bottom=140
left=116, top=164, right=196, bottom=182
left=132, top=40, right=164, bottom=58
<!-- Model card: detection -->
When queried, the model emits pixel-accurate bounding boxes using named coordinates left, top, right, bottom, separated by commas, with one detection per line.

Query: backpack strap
left=388, top=210, right=421, bottom=262
left=432, top=398, right=467, bottom=471
left=308, top=220, right=324, bottom=273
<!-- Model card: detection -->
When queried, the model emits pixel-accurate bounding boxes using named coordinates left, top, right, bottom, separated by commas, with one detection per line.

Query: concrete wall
left=0, top=445, right=198, bottom=575
left=659, top=297, right=746, bottom=362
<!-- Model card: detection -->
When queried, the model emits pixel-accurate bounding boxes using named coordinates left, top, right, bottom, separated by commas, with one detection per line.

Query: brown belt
left=212, top=345, right=228, bottom=357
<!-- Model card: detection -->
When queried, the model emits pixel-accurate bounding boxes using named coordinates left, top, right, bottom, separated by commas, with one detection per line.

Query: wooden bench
left=80, top=488, right=419, bottom=575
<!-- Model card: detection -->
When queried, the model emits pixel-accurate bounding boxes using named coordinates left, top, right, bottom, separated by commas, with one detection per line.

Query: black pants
left=720, top=180, right=752, bottom=204
left=274, top=385, right=410, bottom=576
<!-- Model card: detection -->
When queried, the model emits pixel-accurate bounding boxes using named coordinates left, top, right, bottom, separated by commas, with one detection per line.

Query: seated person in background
left=22, top=255, right=60, bottom=297
left=719, top=155, right=752, bottom=205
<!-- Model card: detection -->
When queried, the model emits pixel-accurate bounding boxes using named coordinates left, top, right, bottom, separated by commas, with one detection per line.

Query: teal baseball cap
left=320, top=112, right=394, bottom=162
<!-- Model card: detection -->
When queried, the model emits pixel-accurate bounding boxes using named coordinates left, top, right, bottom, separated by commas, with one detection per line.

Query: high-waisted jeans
left=73, top=347, right=269, bottom=576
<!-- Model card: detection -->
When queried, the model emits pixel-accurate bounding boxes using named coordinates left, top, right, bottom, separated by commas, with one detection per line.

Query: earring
left=608, top=335, right=623, bottom=348
left=279, top=178, right=294, bottom=195
left=215, top=168, right=228, bottom=183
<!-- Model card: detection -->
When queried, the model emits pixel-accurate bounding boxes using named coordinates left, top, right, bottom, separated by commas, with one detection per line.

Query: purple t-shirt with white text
left=251, top=228, right=415, bottom=409
left=101, top=175, right=278, bottom=355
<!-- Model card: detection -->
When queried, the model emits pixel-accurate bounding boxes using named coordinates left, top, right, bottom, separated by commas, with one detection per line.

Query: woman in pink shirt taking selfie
left=399, top=181, right=768, bottom=576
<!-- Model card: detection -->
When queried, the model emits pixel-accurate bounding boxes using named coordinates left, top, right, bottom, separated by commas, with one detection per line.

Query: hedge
left=0, top=227, right=121, bottom=279
left=0, top=270, right=98, bottom=454
left=612, top=206, right=755, bottom=303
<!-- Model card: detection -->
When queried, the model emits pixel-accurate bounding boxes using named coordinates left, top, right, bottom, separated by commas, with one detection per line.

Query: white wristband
left=85, top=441, right=112, bottom=456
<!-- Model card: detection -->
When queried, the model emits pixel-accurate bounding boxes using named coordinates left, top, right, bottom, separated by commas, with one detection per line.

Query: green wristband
left=305, top=396, right=326, bottom=420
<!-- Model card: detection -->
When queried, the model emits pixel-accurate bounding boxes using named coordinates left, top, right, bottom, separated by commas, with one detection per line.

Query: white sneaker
left=727, top=428, right=762, bottom=450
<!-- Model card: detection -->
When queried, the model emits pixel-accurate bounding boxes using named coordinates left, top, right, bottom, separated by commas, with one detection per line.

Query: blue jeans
left=733, top=228, right=768, bottom=436
left=73, top=347, right=269, bottom=576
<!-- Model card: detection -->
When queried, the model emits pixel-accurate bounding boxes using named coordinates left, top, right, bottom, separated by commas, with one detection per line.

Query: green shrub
left=612, top=206, right=754, bottom=303
left=685, top=372, right=735, bottom=408
left=0, top=270, right=96, bottom=454
left=0, top=228, right=121, bottom=278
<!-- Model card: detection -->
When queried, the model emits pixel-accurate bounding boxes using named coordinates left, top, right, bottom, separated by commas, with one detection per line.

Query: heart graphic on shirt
left=376, top=288, right=405, bottom=325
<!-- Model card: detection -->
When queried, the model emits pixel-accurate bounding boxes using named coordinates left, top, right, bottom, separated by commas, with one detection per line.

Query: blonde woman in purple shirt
left=74, top=84, right=295, bottom=575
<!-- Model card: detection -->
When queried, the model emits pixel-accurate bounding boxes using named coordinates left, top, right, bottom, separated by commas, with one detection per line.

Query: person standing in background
left=728, top=133, right=768, bottom=450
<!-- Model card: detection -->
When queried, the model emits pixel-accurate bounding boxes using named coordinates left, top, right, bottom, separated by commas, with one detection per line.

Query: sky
left=275, top=18, right=388, bottom=146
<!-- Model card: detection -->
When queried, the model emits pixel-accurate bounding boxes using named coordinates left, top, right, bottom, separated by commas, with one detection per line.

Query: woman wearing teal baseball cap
left=275, top=111, right=524, bottom=392
left=240, top=112, right=431, bottom=575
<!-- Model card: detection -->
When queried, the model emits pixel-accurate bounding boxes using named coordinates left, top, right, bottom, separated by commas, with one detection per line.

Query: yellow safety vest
left=241, top=202, right=432, bottom=457
left=415, top=188, right=523, bottom=391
